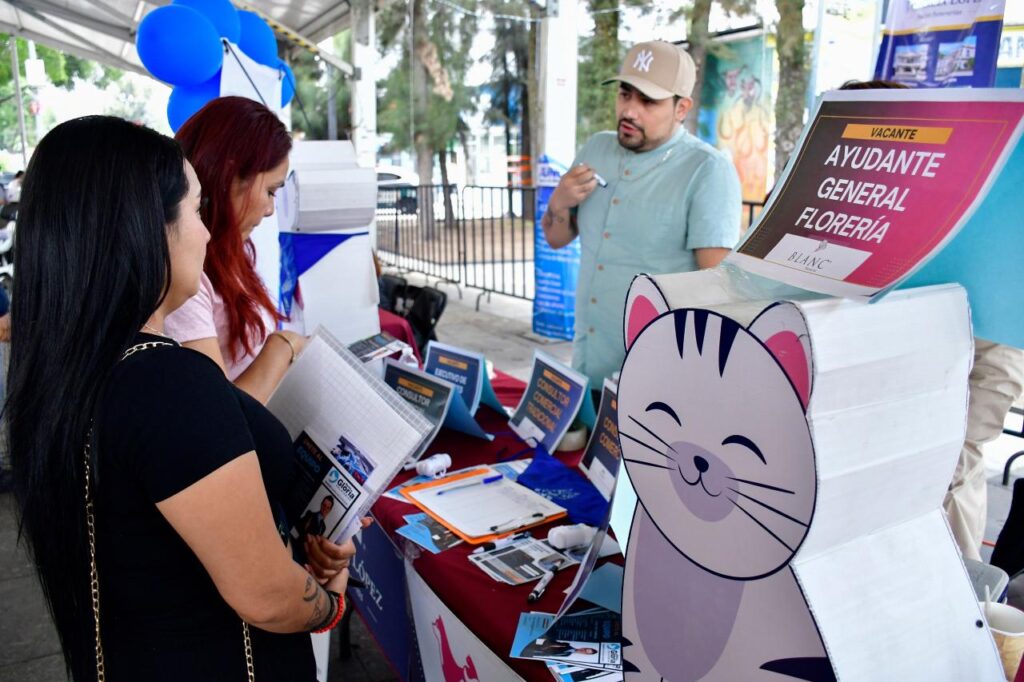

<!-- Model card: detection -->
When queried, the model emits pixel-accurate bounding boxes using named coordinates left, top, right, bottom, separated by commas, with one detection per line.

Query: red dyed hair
left=176, top=96, right=291, bottom=362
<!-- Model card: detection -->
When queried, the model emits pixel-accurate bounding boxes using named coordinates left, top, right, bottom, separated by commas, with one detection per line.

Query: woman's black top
left=93, top=334, right=315, bottom=680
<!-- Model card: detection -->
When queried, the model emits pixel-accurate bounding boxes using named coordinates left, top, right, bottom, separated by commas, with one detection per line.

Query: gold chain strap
left=243, top=622, right=255, bottom=681
left=85, top=341, right=256, bottom=682
left=83, top=433, right=105, bottom=682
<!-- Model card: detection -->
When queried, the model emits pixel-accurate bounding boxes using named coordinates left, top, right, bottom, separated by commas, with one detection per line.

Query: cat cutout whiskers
left=617, top=274, right=834, bottom=682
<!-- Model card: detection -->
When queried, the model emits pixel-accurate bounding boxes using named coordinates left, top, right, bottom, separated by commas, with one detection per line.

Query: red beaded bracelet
left=312, top=592, right=345, bottom=634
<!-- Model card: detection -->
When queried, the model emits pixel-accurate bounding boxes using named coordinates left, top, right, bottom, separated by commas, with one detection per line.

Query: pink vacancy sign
left=727, top=89, right=1024, bottom=299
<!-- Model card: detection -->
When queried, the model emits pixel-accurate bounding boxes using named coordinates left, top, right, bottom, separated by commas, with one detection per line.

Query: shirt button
left=591, top=297, right=597, bottom=304
left=603, top=232, right=610, bottom=239
left=624, top=169, right=631, bottom=176
left=588, top=327, right=595, bottom=334
left=597, top=264, right=605, bottom=271
left=612, top=198, right=620, bottom=205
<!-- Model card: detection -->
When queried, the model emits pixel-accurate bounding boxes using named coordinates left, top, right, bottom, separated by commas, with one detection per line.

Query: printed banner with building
left=874, top=0, right=1006, bottom=88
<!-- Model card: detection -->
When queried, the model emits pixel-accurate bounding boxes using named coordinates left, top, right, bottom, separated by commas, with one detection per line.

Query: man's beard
left=617, top=118, right=646, bottom=151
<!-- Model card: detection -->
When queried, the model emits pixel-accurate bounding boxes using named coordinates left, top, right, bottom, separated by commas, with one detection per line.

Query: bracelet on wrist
left=312, top=591, right=345, bottom=634
left=270, top=331, right=297, bottom=364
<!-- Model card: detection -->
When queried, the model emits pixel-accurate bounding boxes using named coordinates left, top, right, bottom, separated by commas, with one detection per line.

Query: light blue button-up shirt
left=569, top=127, right=742, bottom=387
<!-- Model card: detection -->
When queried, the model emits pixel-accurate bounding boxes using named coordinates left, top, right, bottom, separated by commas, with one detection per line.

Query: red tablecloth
left=378, top=308, right=422, bottom=364
left=371, top=370, right=589, bottom=681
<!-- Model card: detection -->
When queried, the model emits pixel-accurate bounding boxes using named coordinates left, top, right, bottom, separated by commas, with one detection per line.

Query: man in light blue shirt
left=541, top=40, right=742, bottom=387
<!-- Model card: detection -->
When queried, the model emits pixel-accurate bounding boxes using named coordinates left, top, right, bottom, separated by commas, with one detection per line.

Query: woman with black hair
left=7, top=116, right=350, bottom=680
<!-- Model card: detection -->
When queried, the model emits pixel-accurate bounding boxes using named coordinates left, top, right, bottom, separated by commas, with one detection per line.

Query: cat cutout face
left=618, top=276, right=817, bottom=580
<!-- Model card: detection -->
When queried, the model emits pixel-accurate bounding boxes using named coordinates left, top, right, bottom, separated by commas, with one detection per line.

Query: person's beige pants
left=945, top=338, right=1024, bottom=561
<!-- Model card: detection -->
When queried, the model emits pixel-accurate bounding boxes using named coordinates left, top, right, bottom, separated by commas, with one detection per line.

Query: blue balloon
left=279, top=61, right=295, bottom=107
left=237, top=11, right=278, bottom=67
left=173, top=0, right=240, bottom=43
left=137, top=6, right=223, bottom=86
left=167, top=72, right=222, bottom=132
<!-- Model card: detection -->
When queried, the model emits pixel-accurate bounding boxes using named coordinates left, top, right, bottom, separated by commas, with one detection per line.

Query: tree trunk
left=439, top=148, right=456, bottom=232
left=774, top=0, right=809, bottom=179
left=686, top=0, right=712, bottom=135
left=412, top=0, right=435, bottom=236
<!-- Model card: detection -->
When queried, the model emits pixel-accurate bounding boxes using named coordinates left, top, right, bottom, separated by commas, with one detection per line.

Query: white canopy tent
left=0, top=0, right=354, bottom=76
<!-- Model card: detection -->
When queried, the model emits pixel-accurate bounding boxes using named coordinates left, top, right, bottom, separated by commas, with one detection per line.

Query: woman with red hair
left=167, top=96, right=357, bottom=607
left=166, top=96, right=303, bottom=404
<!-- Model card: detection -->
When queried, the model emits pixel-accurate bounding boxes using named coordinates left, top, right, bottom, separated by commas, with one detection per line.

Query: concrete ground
left=0, top=277, right=1020, bottom=680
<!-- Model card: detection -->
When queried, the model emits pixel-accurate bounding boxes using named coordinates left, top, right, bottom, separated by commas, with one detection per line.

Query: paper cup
left=983, top=601, right=1024, bottom=680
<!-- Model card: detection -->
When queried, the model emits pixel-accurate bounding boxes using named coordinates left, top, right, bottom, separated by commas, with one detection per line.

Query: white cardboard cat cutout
left=615, top=271, right=1002, bottom=681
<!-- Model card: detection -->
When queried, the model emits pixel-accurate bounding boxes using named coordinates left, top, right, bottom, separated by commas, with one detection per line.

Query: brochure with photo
left=511, top=607, right=623, bottom=672
left=269, top=328, right=433, bottom=544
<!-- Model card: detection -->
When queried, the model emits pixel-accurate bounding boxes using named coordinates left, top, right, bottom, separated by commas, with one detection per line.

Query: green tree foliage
left=376, top=0, right=478, bottom=186
left=289, top=32, right=353, bottom=140
left=576, top=0, right=622, bottom=146
left=0, top=36, right=122, bottom=150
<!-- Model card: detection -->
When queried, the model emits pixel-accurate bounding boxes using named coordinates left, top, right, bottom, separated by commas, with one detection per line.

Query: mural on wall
left=616, top=275, right=833, bottom=681
left=698, top=35, right=774, bottom=203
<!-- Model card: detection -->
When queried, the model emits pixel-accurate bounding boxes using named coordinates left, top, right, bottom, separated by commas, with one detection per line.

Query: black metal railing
left=376, top=184, right=764, bottom=304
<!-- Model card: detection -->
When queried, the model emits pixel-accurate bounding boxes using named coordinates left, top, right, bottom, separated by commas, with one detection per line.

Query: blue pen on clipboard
left=436, top=474, right=502, bottom=496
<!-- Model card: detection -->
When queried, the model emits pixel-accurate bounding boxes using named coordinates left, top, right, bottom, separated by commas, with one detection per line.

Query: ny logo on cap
left=633, top=49, right=654, bottom=73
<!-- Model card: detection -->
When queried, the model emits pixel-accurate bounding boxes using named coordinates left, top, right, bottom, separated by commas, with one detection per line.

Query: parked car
left=377, top=166, right=420, bottom=215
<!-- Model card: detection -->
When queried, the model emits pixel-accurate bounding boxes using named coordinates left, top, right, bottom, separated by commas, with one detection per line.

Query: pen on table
left=436, top=474, right=502, bottom=496
left=527, top=561, right=563, bottom=603
left=470, top=531, right=531, bottom=555
left=490, top=512, right=544, bottom=533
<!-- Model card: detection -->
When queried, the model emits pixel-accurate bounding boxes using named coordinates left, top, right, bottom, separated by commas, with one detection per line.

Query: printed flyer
left=727, top=89, right=1024, bottom=299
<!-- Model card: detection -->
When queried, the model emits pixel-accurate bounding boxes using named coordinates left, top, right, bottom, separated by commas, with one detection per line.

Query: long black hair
left=6, top=116, right=187, bottom=679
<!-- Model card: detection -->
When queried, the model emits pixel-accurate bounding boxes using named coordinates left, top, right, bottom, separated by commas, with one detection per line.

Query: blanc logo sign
left=633, top=50, right=654, bottom=72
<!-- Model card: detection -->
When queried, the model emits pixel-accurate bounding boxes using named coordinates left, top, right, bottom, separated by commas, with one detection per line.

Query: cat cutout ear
left=749, top=302, right=813, bottom=410
left=624, top=275, right=671, bottom=351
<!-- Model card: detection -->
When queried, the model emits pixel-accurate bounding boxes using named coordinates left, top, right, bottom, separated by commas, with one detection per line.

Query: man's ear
left=676, top=96, right=693, bottom=123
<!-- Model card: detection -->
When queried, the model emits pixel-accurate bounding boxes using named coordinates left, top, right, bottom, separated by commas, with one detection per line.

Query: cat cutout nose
left=694, top=455, right=709, bottom=473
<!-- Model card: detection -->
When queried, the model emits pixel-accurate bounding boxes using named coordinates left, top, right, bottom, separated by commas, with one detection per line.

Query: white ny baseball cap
left=602, top=40, right=697, bottom=100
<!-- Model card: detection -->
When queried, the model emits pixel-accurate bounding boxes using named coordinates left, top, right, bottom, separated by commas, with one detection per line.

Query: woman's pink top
left=165, top=272, right=272, bottom=380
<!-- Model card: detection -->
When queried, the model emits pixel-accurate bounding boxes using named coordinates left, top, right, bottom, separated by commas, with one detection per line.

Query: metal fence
left=376, top=184, right=764, bottom=304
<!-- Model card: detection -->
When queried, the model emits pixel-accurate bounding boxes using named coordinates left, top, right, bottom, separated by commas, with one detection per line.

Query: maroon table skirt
left=371, top=370, right=590, bottom=681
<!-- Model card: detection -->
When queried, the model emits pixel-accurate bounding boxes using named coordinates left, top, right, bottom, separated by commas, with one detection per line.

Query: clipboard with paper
left=400, top=467, right=567, bottom=543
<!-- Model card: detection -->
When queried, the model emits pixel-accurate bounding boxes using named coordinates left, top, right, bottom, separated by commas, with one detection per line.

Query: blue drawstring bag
left=516, top=449, right=609, bottom=526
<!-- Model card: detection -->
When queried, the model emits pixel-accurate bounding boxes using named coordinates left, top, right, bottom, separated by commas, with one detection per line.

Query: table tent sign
left=509, top=351, right=599, bottom=455
left=725, top=89, right=1024, bottom=349
left=423, top=341, right=504, bottom=440
left=609, top=270, right=1000, bottom=680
